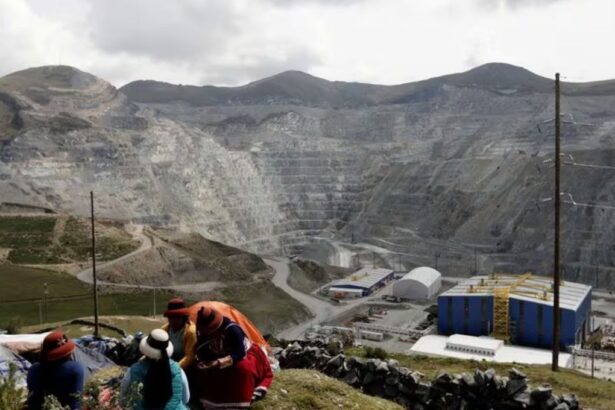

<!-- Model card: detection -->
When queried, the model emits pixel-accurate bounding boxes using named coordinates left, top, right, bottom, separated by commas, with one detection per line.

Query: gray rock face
left=1, top=64, right=615, bottom=286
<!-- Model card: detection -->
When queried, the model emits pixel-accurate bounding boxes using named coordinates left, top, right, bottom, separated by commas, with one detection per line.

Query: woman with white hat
left=120, top=328, right=190, bottom=409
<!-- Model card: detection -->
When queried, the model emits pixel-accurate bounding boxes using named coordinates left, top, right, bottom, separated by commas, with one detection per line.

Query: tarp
left=71, top=344, right=115, bottom=381
left=189, top=301, right=271, bottom=354
left=0, top=344, right=31, bottom=388
left=0, top=332, right=50, bottom=354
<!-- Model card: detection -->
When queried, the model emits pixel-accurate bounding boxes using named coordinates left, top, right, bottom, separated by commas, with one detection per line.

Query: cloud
left=199, top=48, right=322, bottom=85
left=87, top=0, right=238, bottom=61
left=477, top=0, right=568, bottom=10
left=0, top=0, right=614, bottom=88
left=270, top=0, right=365, bottom=5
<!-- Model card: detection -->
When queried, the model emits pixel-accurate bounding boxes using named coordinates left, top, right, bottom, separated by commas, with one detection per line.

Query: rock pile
left=275, top=342, right=580, bottom=410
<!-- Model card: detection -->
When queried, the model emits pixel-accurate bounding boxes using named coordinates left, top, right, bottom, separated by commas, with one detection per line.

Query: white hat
left=139, top=329, right=174, bottom=361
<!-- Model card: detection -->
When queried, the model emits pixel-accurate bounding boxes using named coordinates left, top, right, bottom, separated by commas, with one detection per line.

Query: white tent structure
left=392, top=267, right=441, bottom=300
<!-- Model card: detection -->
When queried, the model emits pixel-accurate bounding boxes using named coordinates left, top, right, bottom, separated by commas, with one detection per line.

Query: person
left=26, top=331, right=85, bottom=410
left=162, top=298, right=197, bottom=370
left=120, top=329, right=190, bottom=410
left=193, top=306, right=273, bottom=408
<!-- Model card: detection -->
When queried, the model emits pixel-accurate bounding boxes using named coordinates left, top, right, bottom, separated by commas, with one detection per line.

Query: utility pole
left=552, top=73, right=561, bottom=372
left=43, top=283, right=48, bottom=322
left=153, top=287, right=157, bottom=317
left=591, top=341, right=595, bottom=378
left=91, top=191, right=100, bottom=338
left=474, top=247, right=478, bottom=274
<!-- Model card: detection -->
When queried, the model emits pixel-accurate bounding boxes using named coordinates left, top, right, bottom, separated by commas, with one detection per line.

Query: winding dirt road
left=73, top=227, right=362, bottom=339
left=75, top=225, right=221, bottom=292
left=267, top=257, right=367, bottom=339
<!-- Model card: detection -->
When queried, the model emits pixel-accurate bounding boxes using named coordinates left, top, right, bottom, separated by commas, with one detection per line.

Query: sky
left=0, top=0, right=613, bottom=87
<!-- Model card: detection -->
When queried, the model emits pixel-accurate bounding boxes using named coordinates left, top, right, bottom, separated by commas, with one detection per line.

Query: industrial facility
left=328, top=267, right=394, bottom=298
left=392, top=266, right=442, bottom=300
left=437, top=274, right=592, bottom=349
left=410, top=334, right=573, bottom=368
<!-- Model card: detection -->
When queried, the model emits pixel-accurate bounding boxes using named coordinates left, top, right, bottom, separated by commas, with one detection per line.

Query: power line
left=563, top=161, right=615, bottom=171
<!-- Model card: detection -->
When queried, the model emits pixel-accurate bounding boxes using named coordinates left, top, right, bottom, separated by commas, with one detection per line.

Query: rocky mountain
left=1, top=63, right=614, bottom=287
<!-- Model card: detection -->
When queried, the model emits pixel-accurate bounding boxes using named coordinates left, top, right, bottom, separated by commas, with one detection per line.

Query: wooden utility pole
left=43, top=282, right=48, bottom=322
left=91, top=191, right=100, bottom=338
left=552, top=73, right=561, bottom=371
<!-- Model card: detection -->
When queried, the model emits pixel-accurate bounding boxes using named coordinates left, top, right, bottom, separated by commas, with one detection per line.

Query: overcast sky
left=0, top=0, right=612, bottom=87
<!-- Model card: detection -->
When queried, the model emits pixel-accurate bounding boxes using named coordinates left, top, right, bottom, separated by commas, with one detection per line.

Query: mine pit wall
left=3, top=79, right=615, bottom=290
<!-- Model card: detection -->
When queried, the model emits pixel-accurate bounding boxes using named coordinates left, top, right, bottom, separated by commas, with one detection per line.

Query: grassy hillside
left=0, top=263, right=308, bottom=335
left=288, top=258, right=350, bottom=294
left=252, top=369, right=402, bottom=410
left=218, top=280, right=312, bottom=334
left=347, top=347, right=615, bottom=410
left=99, top=228, right=269, bottom=286
left=0, top=264, right=171, bottom=329
left=23, top=315, right=165, bottom=338
left=0, top=215, right=139, bottom=264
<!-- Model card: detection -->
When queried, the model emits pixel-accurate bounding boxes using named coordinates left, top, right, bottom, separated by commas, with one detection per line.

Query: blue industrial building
left=328, top=267, right=394, bottom=297
left=437, top=274, right=592, bottom=349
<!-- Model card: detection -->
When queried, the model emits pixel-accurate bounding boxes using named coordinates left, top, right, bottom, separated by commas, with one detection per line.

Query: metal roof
left=331, top=267, right=394, bottom=290
left=328, top=287, right=364, bottom=294
left=399, top=267, right=441, bottom=287
left=410, top=334, right=573, bottom=368
left=439, top=274, right=591, bottom=311
left=446, top=334, right=503, bottom=351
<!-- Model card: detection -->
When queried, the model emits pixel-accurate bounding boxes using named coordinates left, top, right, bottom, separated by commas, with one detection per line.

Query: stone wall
left=274, top=341, right=580, bottom=410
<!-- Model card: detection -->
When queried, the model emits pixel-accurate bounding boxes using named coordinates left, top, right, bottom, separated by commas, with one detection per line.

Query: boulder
left=509, top=367, right=527, bottom=380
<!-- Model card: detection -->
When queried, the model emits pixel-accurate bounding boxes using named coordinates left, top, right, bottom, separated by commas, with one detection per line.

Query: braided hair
left=142, top=335, right=173, bottom=408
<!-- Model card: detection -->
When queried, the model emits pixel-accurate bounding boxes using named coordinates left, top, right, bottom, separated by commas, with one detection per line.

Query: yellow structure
left=467, top=272, right=554, bottom=342
left=493, top=287, right=510, bottom=341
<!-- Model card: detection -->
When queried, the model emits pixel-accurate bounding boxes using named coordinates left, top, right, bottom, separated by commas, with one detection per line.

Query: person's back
left=125, top=359, right=187, bottom=410
left=120, top=329, right=189, bottom=410
left=26, top=331, right=85, bottom=410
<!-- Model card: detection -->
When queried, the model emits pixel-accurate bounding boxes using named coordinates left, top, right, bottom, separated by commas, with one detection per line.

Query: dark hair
left=142, top=340, right=173, bottom=408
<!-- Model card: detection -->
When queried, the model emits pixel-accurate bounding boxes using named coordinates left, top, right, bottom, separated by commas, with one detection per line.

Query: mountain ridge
left=3, top=63, right=615, bottom=109
left=116, top=62, right=615, bottom=107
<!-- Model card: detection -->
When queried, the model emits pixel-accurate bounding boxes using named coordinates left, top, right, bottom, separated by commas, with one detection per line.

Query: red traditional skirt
left=197, top=344, right=273, bottom=409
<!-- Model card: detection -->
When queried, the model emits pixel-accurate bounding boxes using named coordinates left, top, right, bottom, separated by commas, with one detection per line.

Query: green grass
left=60, top=217, right=139, bottom=261
left=23, top=316, right=167, bottom=338
left=0, top=216, right=56, bottom=233
left=252, top=369, right=402, bottom=410
left=346, top=347, right=615, bottom=410
left=0, top=216, right=139, bottom=264
left=0, top=216, right=55, bottom=249
left=0, top=264, right=88, bottom=301
left=0, top=264, right=174, bottom=329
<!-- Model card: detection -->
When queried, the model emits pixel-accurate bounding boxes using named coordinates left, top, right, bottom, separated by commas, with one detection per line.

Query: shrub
left=364, top=346, right=388, bottom=360
left=0, top=363, right=26, bottom=410
left=5, top=316, right=22, bottom=335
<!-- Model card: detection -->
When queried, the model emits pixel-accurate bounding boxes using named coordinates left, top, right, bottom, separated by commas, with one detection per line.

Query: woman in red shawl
left=193, top=306, right=273, bottom=409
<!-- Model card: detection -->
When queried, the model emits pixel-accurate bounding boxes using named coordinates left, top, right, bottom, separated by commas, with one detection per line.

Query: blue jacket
left=121, top=359, right=189, bottom=410
left=27, top=359, right=85, bottom=410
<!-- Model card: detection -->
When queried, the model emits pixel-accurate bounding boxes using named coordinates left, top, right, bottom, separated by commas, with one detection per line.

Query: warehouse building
left=392, top=266, right=442, bottom=300
left=328, top=267, right=394, bottom=297
left=410, top=334, right=573, bottom=368
left=437, top=274, right=592, bottom=349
